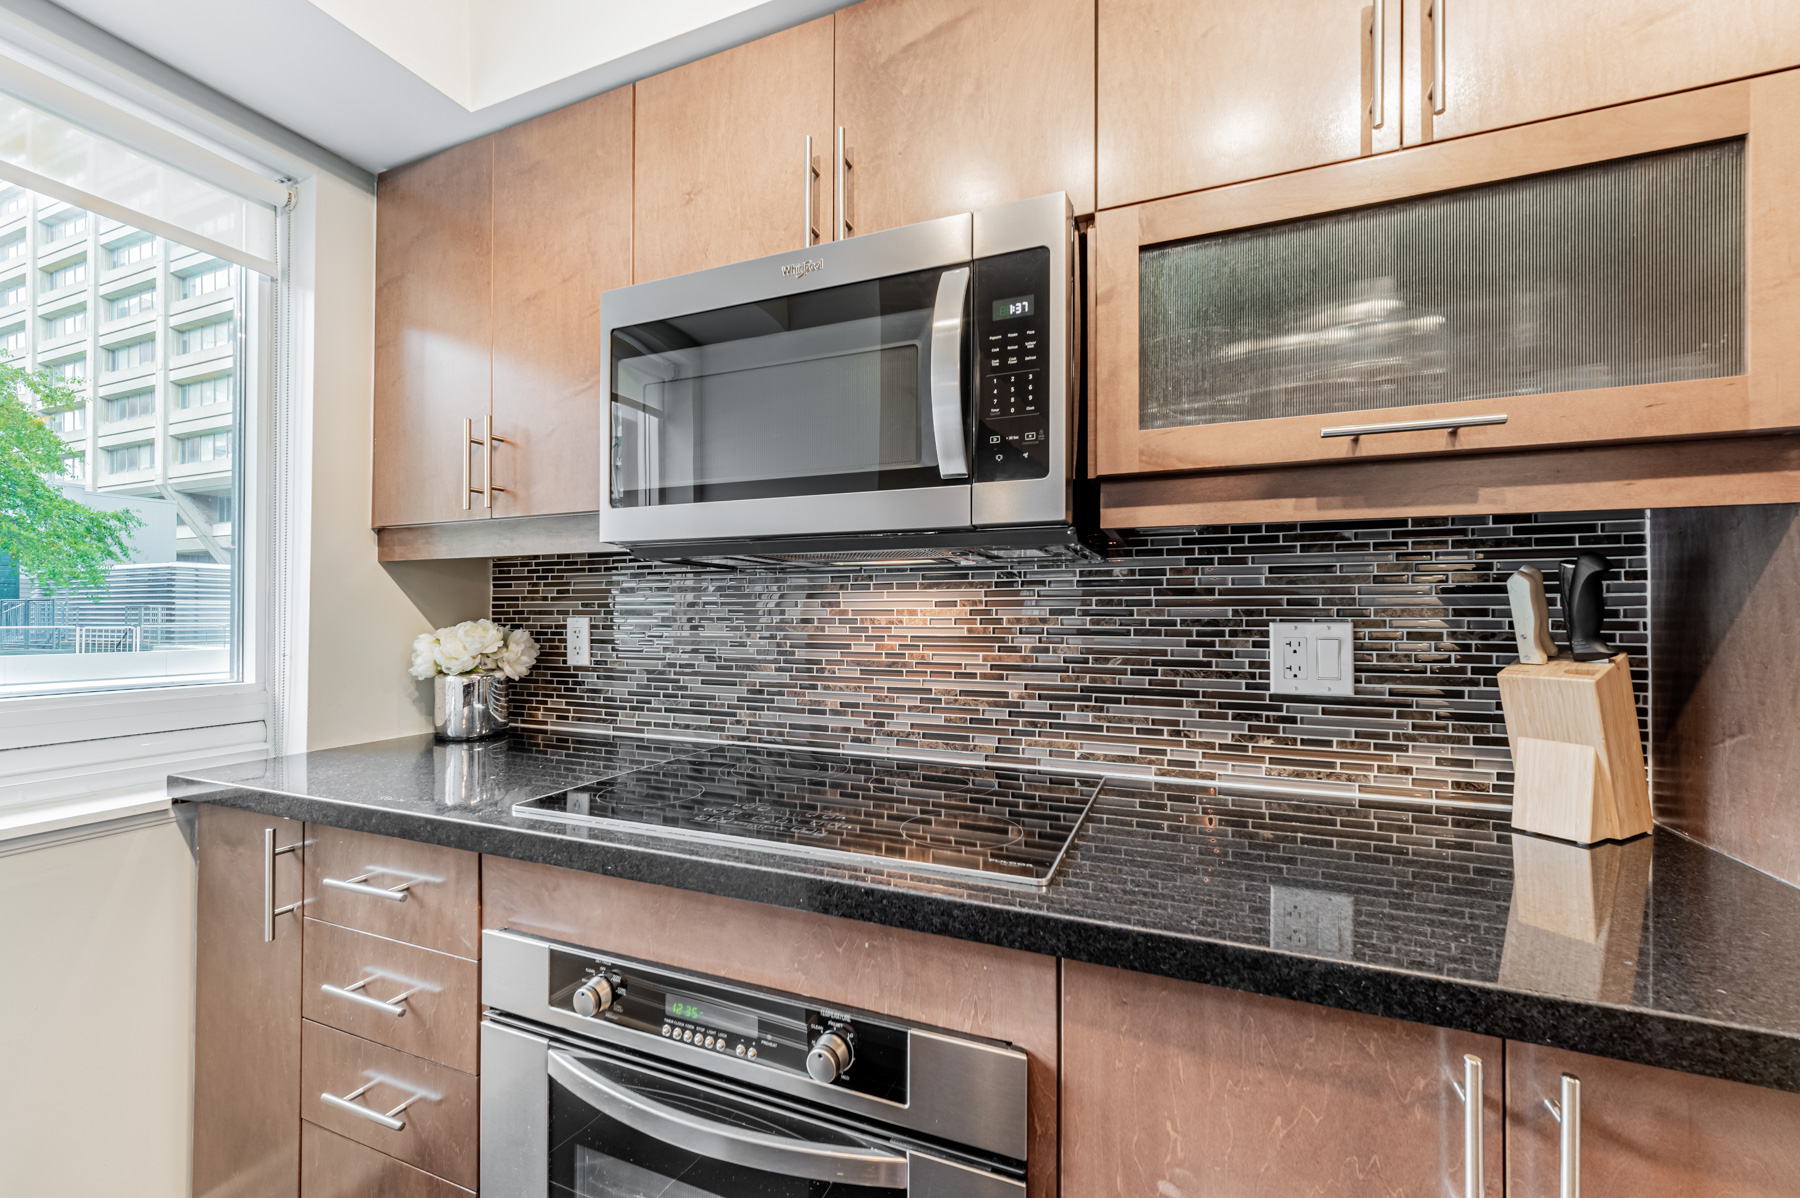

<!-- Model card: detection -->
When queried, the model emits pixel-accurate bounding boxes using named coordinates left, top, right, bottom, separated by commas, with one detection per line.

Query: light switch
left=1268, top=621, right=1355, bottom=697
left=566, top=616, right=591, bottom=666
left=1317, top=637, right=1342, bottom=680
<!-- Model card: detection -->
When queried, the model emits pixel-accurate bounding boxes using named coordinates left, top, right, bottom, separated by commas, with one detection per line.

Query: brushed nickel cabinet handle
left=803, top=134, right=819, bottom=248
left=1368, top=0, right=1386, bottom=129
left=322, top=972, right=422, bottom=1017
left=322, top=870, right=415, bottom=901
left=464, top=416, right=507, bottom=510
left=1321, top=413, right=1507, bottom=438
left=1429, top=0, right=1447, bottom=114
left=1461, top=1054, right=1483, bottom=1198
left=460, top=417, right=473, bottom=512
left=263, top=827, right=301, bottom=943
left=835, top=126, right=853, bottom=240
left=321, top=1078, right=422, bottom=1131
left=1545, top=1073, right=1581, bottom=1198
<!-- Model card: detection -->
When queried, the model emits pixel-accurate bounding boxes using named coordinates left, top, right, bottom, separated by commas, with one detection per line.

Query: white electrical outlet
left=1268, top=621, right=1355, bottom=697
left=566, top=616, right=591, bottom=666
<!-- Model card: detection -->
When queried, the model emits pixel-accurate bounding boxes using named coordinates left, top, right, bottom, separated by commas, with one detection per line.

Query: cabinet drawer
left=301, top=1020, right=478, bottom=1190
left=304, top=825, right=479, bottom=958
left=302, top=1121, right=471, bottom=1197
left=302, top=919, right=479, bottom=1073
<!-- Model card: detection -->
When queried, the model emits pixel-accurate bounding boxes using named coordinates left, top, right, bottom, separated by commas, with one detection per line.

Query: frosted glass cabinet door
left=1093, top=71, right=1800, bottom=479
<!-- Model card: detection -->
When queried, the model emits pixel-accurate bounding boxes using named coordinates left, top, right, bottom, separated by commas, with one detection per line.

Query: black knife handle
left=1559, top=551, right=1617, bottom=662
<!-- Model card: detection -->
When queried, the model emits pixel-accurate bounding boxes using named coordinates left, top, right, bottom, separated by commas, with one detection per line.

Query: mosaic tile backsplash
left=492, top=512, right=1649, bottom=808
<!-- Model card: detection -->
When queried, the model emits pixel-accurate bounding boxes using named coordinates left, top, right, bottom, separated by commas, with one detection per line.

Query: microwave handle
left=547, top=1050, right=908, bottom=1189
left=929, top=266, right=972, bottom=479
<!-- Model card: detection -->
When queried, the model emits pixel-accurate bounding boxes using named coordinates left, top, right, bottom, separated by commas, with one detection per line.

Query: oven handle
left=929, top=265, right=971, bottom=480
left=547, top=1050, right=908, bottom=1189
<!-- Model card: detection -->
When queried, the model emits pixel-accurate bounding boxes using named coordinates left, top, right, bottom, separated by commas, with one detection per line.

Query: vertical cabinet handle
left=803, top=134, right=818, bottom=247
left=835, top=126, right=853, bottom=240
left=1545, top=1073, right=1581, bottom=1198
left=263, top=827, right=301, bottom=943
left=1460, top=1054, right=1483, bottom=1198
left=1367, top=0, right=1386, bottom=129
left=1429, top=0, right=1447, bottom=114
left=464, top=416, right=507, bottom=511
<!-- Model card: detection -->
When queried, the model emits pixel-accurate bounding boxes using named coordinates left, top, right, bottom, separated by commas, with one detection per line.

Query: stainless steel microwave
left=600, top=193, right=1092, bottom=567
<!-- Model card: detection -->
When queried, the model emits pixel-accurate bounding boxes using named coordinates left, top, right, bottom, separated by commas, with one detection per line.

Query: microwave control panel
left=972, top=246, right=1053, bottom=483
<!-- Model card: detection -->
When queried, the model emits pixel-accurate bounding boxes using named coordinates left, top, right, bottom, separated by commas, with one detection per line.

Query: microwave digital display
left=992, top=295, right=1035, bottom=321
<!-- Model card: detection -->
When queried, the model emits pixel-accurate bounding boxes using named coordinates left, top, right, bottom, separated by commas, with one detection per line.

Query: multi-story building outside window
left=2, top=278, right=24, bottom=306
left=43, top=406, right=85, bottom=434
left=42, top=308, right=85, bottom=338
left=0, top=325, right=23, bottom=354
left=107, top=338, right=156, bottom=371
left=62, top=451, right=84, bottom=480
left=107, top=237, right=153, bottom=269
left=41, top=212, right=86, bottom=242
left=104, top=442, right=154, bottom=473
left=110, top=287, right=156, bottom=320
left=0, top=188, right=24, bottom=217
left=43, top=260, right=86, bottom=292
left=174, top=431, right=230, bottom=464
left=177, top=373, right=232, bottom=409
left=104, top=390, right=155, bottom=423
left=179, top=264, right=231, bottom=299
left=178, top=318, right=233, bottom=355
left=48, top=357, right=85, bottom=383
left=1, top=233, right=25, bottom=261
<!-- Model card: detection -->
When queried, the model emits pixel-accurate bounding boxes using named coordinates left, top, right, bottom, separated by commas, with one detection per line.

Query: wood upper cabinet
left=194, top=804, right=305, bottom=1198
left=633, top=17, right=835, bottom=282
left=834, top=0, right=1095, bottom=236
left=1409, top=0, right=1800, bottom=146
left=1063, top=962, right=1504, bottom=1197
left=1099, top=0, right=1404, bottom=210
left=1507, top=1043, right=1800, bottom=1196
left=373, top=138, right=493, bottom=528
left=1093, top=72, right=1800, bottom=493
left=491, top=89, right=633, bottom=516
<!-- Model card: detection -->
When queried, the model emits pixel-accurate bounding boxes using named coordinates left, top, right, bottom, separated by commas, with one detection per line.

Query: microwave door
left=605, top=262, right=974, bottom=545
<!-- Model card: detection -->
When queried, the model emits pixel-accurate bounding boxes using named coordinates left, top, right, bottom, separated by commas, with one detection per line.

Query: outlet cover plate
left=1269, top=884, right=1355, bottom=959
left=1269, top=620, right=1354, bottom=697
left=566, top=616, right=591, bottom=666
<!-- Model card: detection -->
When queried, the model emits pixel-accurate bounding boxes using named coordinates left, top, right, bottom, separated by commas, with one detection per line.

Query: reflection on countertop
left=169, top=726, right=1800, bottom=1094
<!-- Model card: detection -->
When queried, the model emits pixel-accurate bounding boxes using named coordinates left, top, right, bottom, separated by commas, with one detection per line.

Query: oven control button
left=704, top=1036, right=715, bottom=1048
left=572, top=978, right=615, bottom=1018
left=662, top=1024, right=672, bottom=1036
left=735, top=1044, right=746, bottom=1056
left=806, top=1030, right=854, bottom=1084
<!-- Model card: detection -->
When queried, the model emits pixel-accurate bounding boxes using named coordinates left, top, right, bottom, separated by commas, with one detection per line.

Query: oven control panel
left=548, top=944, right=907, bottom=1103
left=972, top=246, right=1053, bottom=483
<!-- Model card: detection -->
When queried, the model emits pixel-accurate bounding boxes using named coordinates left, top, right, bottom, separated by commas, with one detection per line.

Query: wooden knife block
left=1497, top=653, right=1651, bottom=845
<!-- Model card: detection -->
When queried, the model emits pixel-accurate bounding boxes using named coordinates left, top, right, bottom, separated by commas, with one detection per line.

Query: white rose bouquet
left=409, top=619, right=539, bottom=681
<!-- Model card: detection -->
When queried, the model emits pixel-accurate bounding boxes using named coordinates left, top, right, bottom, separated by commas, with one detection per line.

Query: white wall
left=0, top=815, right=197, bottom=1197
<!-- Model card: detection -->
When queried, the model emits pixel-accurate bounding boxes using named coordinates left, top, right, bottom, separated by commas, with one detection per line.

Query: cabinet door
left=1414, top=0, right=1800, bottom=145
left=834, top=0, right=1095, bottom=235
left=491, top=89, right=632, bottom=516
left=1100, top=0, right=1403, bottom=210
left=1507, top=1043, right=1800, bottom=1196
left=1063, top=962, right=1503, bottom=1197
left=194, top=804, right=305, bottom=1198
left=373, top=137, right=493, bottom=527
left=633, top=17, right=835, bottom=282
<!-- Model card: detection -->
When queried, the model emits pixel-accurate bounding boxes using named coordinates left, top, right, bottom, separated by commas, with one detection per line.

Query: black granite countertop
left=169, top=727, right=1800, bottom=1094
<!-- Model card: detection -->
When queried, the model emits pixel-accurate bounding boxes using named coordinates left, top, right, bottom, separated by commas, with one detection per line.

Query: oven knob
left=806, top=1030, right=853, bottom=1084
left=572, top=978, right=615, bottom=1018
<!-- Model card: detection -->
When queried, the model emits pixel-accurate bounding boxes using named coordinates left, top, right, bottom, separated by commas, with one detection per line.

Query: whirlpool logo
left=781, top=257, right=823, bottom=280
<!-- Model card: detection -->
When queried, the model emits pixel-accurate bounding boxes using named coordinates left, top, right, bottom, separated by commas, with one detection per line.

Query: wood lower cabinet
left=1099, top=0, right=1403, bottom=210
left=303, top=823, right=481, bottom=958
left=302, top=919, right=481, bottom=1073
left=194, top=805, right=305, bottom=1198
left=633, top=16, right=835, bottom=281
left=1062, top=962, right=1503, bottom=1198
left=373, top=138, right=494, bottom=529
left=1411, top=0, right=1800, bottom=145
left=1507, top=1043, right=1800, bottom=1197
left=302, top=1122, right=472, bottom=1197
left=834, top=0, right=1095, bottom=235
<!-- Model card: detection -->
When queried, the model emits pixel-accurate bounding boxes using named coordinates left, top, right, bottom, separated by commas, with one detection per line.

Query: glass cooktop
left=511, top=743, right=1103, bottom=888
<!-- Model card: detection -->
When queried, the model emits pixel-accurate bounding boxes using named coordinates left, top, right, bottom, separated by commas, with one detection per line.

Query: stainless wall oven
left=481, top=929, right=1029, bottom=1197
left=600, top=193, right=1087, bottom=567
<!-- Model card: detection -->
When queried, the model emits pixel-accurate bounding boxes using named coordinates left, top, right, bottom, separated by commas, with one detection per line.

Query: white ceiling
left=44, top=0, right=844, bottom=174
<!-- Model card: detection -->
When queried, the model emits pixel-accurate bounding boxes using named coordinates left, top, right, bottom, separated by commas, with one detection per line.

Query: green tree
left=0, top=358, right=140, bottom=593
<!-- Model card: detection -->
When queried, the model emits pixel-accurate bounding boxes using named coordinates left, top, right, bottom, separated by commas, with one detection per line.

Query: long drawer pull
left=321, top=1078, right=422, bottom=1131
left=263, top=828, right=302, bottom=943
left=323, top=871, right=416, bottom=902
left=1320, top=413, right=1507, bottom=438
left=322, top=973, right=422, bottom=1017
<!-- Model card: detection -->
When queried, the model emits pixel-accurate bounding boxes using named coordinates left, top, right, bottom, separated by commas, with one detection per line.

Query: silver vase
left=434, top=673, right=508, bottom=741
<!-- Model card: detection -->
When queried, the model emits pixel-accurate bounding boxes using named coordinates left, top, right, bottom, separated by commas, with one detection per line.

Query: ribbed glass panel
left=1139, top=140, right=1744, bottom=429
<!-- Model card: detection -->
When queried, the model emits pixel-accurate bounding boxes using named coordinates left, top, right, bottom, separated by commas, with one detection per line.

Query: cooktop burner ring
left=897, top=813, right=1026, bottom=852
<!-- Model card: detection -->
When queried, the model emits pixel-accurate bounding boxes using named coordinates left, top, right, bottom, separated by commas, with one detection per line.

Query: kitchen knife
left=1559, top=551, right=1618, bottom=662
left=1507, top=566, right=1556, bottom=664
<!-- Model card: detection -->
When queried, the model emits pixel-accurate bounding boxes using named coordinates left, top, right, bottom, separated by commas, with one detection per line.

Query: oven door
left=483, top=1019, right=1025, bottom=1198
left=601, top=214, right=975, bottom=546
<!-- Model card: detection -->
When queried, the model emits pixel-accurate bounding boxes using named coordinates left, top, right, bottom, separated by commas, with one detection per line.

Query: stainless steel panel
left=910, top=1152, right=1028, bottom=1198
left=480, top=1020, right=548, bottom=1198
left=601, top=484, right=972, bottom=544
left=972, top=192, right=1074, bottom=530
left=481, top=929, right=1030, bottom=1161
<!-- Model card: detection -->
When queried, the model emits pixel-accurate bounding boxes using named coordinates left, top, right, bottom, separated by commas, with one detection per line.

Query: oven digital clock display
left=664, top=992, right=758, bottom=1036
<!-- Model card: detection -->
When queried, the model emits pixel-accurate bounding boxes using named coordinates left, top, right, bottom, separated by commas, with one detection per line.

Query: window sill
left=0, top=786, right=172, bottom=845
